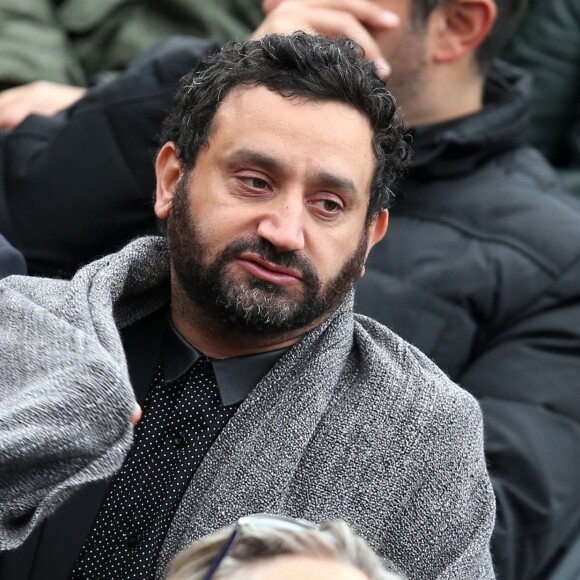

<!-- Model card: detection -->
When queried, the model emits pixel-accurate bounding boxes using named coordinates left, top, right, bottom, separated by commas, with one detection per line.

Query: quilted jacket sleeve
left=458, top=256, right=580, bottom=580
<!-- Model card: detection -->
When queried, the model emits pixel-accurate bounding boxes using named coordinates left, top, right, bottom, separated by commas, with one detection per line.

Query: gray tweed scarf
left=0, top=236, right=495, bottom=579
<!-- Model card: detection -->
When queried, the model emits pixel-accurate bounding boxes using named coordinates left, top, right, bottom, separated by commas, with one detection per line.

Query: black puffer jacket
left=357, top=61, right=580, bottom=580
left=0, top=234, right=25, bottom=278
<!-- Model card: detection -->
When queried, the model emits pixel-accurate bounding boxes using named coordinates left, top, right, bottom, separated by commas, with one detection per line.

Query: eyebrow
left=225, top=148, right=361, bottom=199
left=225, top=149, right=285, bottom=174
left=311, top=169, right=359, bottom=200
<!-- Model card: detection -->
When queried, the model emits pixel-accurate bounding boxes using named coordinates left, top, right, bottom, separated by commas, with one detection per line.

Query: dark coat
left=0, top=233, right=25, bottom=278
left=357, top=61, right=580, bottom=580
left=502, top=0, right=580, bottom=196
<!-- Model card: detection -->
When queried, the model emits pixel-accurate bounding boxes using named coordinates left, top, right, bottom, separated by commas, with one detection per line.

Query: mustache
left=219, top=236, right=317, bottom=280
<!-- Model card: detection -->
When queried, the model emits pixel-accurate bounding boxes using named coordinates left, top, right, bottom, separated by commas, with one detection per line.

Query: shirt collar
left=162, top=317, right=286, bottom=406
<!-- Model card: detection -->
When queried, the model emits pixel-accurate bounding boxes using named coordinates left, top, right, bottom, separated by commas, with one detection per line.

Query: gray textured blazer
left=0, top=237, right=496, bottom=579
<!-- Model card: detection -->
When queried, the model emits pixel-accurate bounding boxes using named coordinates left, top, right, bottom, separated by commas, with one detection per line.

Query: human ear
left=366, top=210, right=389, bottom=256
left=430, top=0, right=496, bottom=64
left=359, top=210, right=388, bottom=278
left=154, top=142, right=182, bottom=220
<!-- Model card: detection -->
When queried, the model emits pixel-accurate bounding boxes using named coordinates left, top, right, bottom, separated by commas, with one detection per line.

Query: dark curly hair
left=161, top=32, right=409, bottom=219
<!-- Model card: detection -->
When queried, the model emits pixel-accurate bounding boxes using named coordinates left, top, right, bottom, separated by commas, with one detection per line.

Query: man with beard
left=0, top=33, right=496, bottom=580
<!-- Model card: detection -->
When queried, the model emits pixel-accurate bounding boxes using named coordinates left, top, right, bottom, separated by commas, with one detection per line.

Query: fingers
left=254, top=0, right=398, bottom=77
left=0, top=81, right=86, bottom=130
left=130, top=404, right=142, bottom=426
left=263, top=0, right=282, bottom=11
left=0, top=87, right=30, bottom=129
left=263, top=0, right=400, bottom=28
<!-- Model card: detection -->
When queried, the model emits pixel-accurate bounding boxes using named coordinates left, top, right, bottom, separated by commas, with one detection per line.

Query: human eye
left=309, top=196, right=344, bottom=218
left=238, top=175, right=271, bottom=191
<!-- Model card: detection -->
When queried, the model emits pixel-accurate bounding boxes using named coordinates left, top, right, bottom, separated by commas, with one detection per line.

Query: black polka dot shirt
left=71, top=318, right=285, bottom=579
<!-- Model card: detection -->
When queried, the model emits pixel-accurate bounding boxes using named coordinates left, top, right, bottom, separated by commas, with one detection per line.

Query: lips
left=236, top=253, right=303, bottom=287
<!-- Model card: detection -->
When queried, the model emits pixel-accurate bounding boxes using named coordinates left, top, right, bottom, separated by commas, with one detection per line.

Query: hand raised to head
left=254, top=0, right=399, bottom=78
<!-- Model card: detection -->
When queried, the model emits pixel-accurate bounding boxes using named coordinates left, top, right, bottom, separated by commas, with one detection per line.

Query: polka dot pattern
left=71, top=357, right=238, bottom=579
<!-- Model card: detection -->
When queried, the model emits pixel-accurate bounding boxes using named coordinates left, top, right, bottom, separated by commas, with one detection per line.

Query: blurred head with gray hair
left=166, top=516, right=404, bottom=580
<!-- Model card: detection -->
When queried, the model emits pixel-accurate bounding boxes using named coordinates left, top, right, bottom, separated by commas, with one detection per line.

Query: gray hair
left=166, top=519, right=404, bottom=580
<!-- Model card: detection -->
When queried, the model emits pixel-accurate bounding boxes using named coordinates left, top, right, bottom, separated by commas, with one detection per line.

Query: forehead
left=240, top=555, right=370, bottom=580
left=206, top=85, right=376, bottom=195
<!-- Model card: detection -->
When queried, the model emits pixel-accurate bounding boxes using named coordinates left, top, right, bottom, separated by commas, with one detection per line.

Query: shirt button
left=126, top=532, right=141, bottom=547
left=173, top=433, right=186, bottom=447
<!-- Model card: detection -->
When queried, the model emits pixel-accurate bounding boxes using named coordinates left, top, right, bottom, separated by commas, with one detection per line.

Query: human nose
left=256, top=195, right=305, bottom=252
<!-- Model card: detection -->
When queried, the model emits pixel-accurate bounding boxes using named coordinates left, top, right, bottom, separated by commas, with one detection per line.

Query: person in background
left=166, top=514, right=403, bottom=580
left=0, top=0, right=263, bottom=128
left=0, top=35, right=220, bottom=278
left=502, top=0, right=580, bottom=197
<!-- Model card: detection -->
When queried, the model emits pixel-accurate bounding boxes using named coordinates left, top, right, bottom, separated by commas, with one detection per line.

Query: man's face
left=372, top=0, right=432, bottom=121
left=156, top=85, right=387, bottom=338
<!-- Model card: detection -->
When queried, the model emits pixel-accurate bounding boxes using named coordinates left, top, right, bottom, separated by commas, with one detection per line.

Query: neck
left=404, top=66, right=485, bottom=128
left=169, top=283, right=315, bottom=359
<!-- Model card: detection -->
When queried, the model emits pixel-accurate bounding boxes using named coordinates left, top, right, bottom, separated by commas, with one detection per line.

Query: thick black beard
left=166, top=180, right=367, bottom=337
